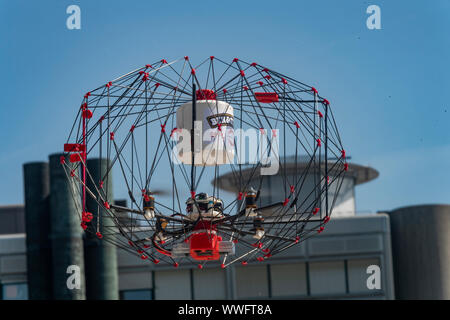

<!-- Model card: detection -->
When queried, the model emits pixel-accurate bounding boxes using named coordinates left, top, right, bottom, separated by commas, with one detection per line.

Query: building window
left=235, top=265, right=269, bottom=299
left=193, top=268, right=226, bottom=300
left=270, top=263, right=307, bottom=298
left=154, top=269, right=191, bottom=300
left=120, top=289, right=153, bottom=300
left=2, top=283, right=28, bottom=300
left=347, top=258, right=381, bottom=294
left=309, top=261, right=346, bottom=296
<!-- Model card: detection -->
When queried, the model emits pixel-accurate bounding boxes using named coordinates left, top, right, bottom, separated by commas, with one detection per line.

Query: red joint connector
left=238, top=192, right=243, bottom=200
left=174, top=262, right=179, bottom=268
left=191, top=68, right=196, bottom=75
left=140, top=255, right=147, bottom=260
left=262, top=248, right=270, bottom=253
left=327, top=176, right=330, bottom=184
left=217, top=236, right=223, bottom=241
left=170, top=128, right=177, bottom=137
left=233, top=58, right=239, bottom=62
left=210, top=56, right=215, bottom=60
left=257, top=257, right=264, bottom=262
left=264, top=75, right=271, bottom=80
left=223, top=89, right=227, bottom=94
left=110, top=132, right=115, bottom=140
left=258, top=242, right=263, bottom=248
left=198, top=264, right=203, bottom=269
left=137, top=250, right=143, bottom=254
left=96, top=232, right=103, bottom=239
left=282, top=78, right=288, bottom=84
left=155, top=83, right=160, bottom=88
left=323, top=98, right=330, bottom=105
left=259, top=128, right=265, bottom=135
left=243, top=85, right=248, bottom=91
left=264, top=253, right=272, bottom=258
left=153, top=259, right=160, bottom=264
left=294, top=121, right=300, bottom=129
left=318, top=111, right=323, bottom=118
left=139, top=71, right=144, bottom=75
left=344, top=163, right=349, bottom=171
left=130, top=125, right=135, bottom=132
left=144, top=194, right=150, bottom=202
left=184, top=56, right=189, bottom=60
left=143, top=244, right=150, bottom=249
left=233, top=239, right=238, bottom=244
left=283, top=198, right=289, bottom=207
left=324, top=216, right=330, bottom=224
left=161, top=124, right=166, bottom=133
left=60, top=156, right=65, bottom=164
left=257, top=81, right=263, bottom=86
left=190, top=190, right=196, bottom=198
left=341, top=149, right=346, bottom=159
left=295, top=236, right=300, bottom=243
left=70, top=170, right=75, bottom=177
left=99, top=116, right=105, bottom=123
left=142, top=72, right=149, bottom=81
left=263, top=68, right=269, bottom=73
left=217, top=123, right=222, bottom=131
left=80, top=222, right=87, bottom=230
left=160, top=240, right=166, bottom=244
left=316, top=138, right=321, bottom=147
left=251, top=62, right=258, bottom=67
left=84, top=92, right=91, bottom=99
left=104, top=201, right=110, bottom=209
left=271, top=129, right=277, bottom=137
left=173, top=86, right=178, bottom=91
left=221, top=263, right=226, bottom=269
left=313, top=207, right=320, bottom=215
left=290, top=185, right=295, bottom=193
left=240, top=70, right=245, bottom=77
left=82, top=212, right=93, bottom=222
left=106, top=81, right=112, bottom=88
left=82, top=109, right=93, bottom=119
left=318, top=226, right=324, bottom=233
left=311, top=87, right=318, bottom=94
left=145, top=64, right=152, bottom=68
left=128, top=240, right=134, bottom=247
left=161, top=59, right=167, bottom=64
left=241, top=261, right=248, bottom=266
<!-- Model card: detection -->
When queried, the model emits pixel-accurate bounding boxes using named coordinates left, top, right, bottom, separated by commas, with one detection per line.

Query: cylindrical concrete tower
left=388, top=204, right=450, bottom=299
left=49, top=153, right=86, bottom=300
left=23, top=162, right=53, bottom=299
left=84, top=158, right=119, bottom=300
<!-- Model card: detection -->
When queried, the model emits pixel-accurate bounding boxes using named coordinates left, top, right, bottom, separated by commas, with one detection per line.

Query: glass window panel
left=193, top=268, right=226, bottom=300
left=270, top=263, right=307, bottom=297
left=154, top=269, right=191, bottom=300
left=309, top=261, right=346, bottom=296
left=347, top=258, right=381, bottom=293
left=2, top=283, right=28, bottom=300
left=235, top=265, right=268, bottom=299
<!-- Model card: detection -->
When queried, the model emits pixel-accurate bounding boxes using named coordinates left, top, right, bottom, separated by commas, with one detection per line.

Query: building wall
left=0, top=214, right=394, bottom=300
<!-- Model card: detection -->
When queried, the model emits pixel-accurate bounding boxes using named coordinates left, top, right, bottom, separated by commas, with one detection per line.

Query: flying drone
left=61, top=56, right=347, bottom=268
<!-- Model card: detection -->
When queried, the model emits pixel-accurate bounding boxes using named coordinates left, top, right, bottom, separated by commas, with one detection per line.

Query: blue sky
left=0, top=0, right=448, bottom=212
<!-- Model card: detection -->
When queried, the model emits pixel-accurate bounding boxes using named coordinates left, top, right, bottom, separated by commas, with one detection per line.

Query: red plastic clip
left=327, top=176, right=330, bottom=185
left=295, top=236, right=300, bottom=243
left=281, top=78, right=288, bottom=84
left=272, top=129, right=277, bottom=137
left=264, top=253, right=272, bottom=258
left=82, top=212, right=93, bottom=222
left=161, top=59, right=167, bottom=64
left=318, top=226, right=324, bottom=233
left=143, top=244, right=150, bottom=249
left=233, top=58, right=239, bottom=62
left=341, top=150, right=346, bottom=159
left=240, top=70, right=245, bottom=77
left=82, top=109, right=93, bottom=119
left=210, top=56, right=215, bottom=60
left=161, top=124, right=166, bottom=133
left=221, top=264, right=226, bottom=269
left=130, top=125, right=135, bottom=132
left=233, top=239, right=239, bottom=244
left=263, top=68, right=269, bottom=73
left=191, top=68, right=196, bottom=75
left=153, top=259, right=160, bottom=264
left=264, top=75, right=272, bottom=80
left=323, top=98, right=330, bottom=105
left=259, top=128, right=265, bottom=135
left=96, top=232, right=103, bottom=239
left=106, top=81, right=112, bottom=88
left=316, top=138, right=321, bottom=147
left=257, top=81, right=264, bottom=86
left=99, top=180, right=105, bottom=189
left=170, top=128, right=178, bottom=137
left=318, top=111, right=323, bottom=118
left=283, top=198, right=289, bottom=206
left=80, top=222, right=87, bottom=230
left=344, top=163, right=349, bottom=171
left=324, top=216, right=330, bottom=224
left=241, top=261, right=248, bottom=266
left=223, top=88, right=227, bottom=94
left=311, top=87, right=318, bottom=94
left=198, top=264, right=203, bottom=269
left=128, top=240, right=134, bottom=247
left=70, top=170, right=75, bottom=177
left=84, top=92, right=91, bottom=99
left=294, top=121, right=300, bottom=129
left=140, top=255, right=147, bottom=260
left=145, top=64, right=152, bottom=68
left=251, top=62, right=258, bottom=67
left=217, top=123, right=222, bottom=131
left=313, top=207, right=320, bottom=215
left=243, top=86, right=248, bottom=91
left=257, top=257, right=264, bottom=262
left=238, top=192, right=243, bottom=200
left=190, top=190, right=196, bottom=198
left=110, top=132, right=115, bottom=140
left=174, top=262, right=179, bottom=268
left=103, top=201, right=110, bottom=209
left=290, top=185, right=295, bottom=193
left=155, top=83, right=160, bottom=88
left=184, top=56, right=189, bottom=60
left=262, top=248, right=270, bottom=253
left=60, top=156, right=65, bottom=164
